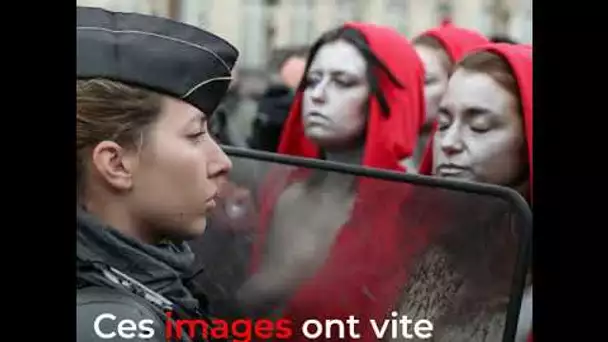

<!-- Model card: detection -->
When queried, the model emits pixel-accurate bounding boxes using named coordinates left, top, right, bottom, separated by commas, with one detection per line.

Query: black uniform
left=247, top=84, right=294, bottom=152
left=77, top=208, right=214, bottom=341
left=76, top=6, right=238, bottom=341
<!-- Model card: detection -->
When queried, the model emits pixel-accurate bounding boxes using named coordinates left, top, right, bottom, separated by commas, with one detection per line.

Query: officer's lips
left=205, top=191, right=218, bottom=210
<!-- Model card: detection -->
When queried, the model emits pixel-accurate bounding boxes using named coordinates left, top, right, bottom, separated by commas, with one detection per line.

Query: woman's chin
left=178, top=216, right=208, bottom=240
left=304, top=124, right=333, bottom=139
left=305, top=132, right=340, bottom=149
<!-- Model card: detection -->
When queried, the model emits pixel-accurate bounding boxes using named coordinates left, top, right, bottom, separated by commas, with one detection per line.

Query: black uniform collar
left=76, top=207, right=200, bottom=311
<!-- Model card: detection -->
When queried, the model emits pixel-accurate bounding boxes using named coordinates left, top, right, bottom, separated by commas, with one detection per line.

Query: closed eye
left=465, top=107, right=493, bottom=133
left=304, top=72, right=322, bottom=87
left=469, top=121, right=491, bottom=133
left=437, top=107, right=452, bottom=130
left=332, top=71, right=361, bottom=87
left=334, top=77, right=358, bottom=87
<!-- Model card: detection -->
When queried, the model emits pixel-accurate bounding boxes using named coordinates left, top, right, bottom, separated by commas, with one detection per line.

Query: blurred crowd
left=210, top=45, right=308, bottom=150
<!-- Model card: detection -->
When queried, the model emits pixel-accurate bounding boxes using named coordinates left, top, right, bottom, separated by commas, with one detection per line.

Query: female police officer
left=76, top=7, right=238, bottom=341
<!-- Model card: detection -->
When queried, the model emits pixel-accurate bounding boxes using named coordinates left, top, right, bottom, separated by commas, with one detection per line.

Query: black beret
left=77, top=6, right=239, bottom=115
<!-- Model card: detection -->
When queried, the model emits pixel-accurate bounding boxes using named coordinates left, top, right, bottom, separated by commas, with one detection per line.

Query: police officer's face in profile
left=125, top=97, right=232, bottom=239
left=302, top=40, right=370, bottom=149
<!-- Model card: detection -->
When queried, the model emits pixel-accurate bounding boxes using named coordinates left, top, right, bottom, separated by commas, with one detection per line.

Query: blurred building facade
left=77, top=0, right=532, bottom=70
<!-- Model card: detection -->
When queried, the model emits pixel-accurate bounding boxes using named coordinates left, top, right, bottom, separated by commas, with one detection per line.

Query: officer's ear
left=90, top=141, right=138, bottom=191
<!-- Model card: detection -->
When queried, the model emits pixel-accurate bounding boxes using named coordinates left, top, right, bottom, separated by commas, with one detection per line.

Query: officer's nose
left=207, top=138, right=232, bottom=181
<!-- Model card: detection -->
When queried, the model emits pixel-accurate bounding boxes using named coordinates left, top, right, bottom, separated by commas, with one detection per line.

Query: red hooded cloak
left=249, top=22, right=427, bottom=341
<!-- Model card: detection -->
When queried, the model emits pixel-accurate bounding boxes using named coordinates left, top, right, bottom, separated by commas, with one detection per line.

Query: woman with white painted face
left=277, top=24, right=425, bottom=169
left=240, top=23, right=426, bottom=342
left=411, top=23, right=488, bottom=174
left=392, top=43, right=533, bottom=342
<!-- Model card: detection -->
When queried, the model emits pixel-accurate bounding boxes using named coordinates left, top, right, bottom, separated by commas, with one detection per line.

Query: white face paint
left=415, top=44, right=450, bottom=126
left=433, top=68, right=527, bottom=186
left=301, top=40, right=370, bottom=150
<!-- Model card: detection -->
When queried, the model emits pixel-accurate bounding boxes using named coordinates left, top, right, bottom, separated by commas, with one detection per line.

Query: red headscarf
left=421, top=43, right=533, bottom=199
left=415, top=23, right=489, bottom=174
left=418, top=22, right=489, bottom=65
left=250, top=23, right=428, bottom=341
left=277, top=22, right=425, bottom=172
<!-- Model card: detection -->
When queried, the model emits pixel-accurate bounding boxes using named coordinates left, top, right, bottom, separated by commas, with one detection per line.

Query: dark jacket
left=210, top=89, right=241, bottom=146
left=247, top=84, right=294, bottom=152
left=76, top=208, right=210, bottom=341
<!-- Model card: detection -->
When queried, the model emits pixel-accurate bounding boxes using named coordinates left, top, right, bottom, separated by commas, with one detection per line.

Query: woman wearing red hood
left=391, top=43, right=533, bottom=342
left=434, top=43, right=532, bottom=198
left=238, top=22, right=426, bottom=341
left=410, top=23, right=488, bottom=174
left=277, top=22, right=425, bottom=170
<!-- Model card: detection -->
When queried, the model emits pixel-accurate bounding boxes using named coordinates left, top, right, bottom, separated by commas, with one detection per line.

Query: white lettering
left=414, top=320, right=433, bottom=339
left=118, top=319, right=137, bottom=338
left=93, top=313, right=157, bottom=340
left=302, top=320, right=323, bottom=339
left=326, top=319, right=345, bottom=338
left=392, top=315, right=399, bottom=337
left=346, top=315, right=361, bottom=339
left=399, top=316, right=414, bottom=338
left=370, top=319, right=390, bottom=338
left=138, top=319, right=155, bottom=339
left=94, top=313, right=117, bottom=339
left=369, top=315, right=434, bottom=339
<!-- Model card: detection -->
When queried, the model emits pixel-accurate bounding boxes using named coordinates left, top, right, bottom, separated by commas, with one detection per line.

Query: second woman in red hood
left=411, top=23, right=489, bottom=174
left=390, top=43, right=533, bottom=342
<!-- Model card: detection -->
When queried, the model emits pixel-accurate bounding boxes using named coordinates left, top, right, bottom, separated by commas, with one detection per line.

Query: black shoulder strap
left=78, top=262, right=175, bottom=312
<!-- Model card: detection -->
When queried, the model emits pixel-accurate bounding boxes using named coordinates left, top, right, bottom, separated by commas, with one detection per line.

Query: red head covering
left=485, top=43, right=533, bottom=196
left=250, top=23, right=429, bottom=341
left=416, top=24, right=489, bottom=174
left=277, top=22, right=425, bottom=172
left=418, top=22, right=489, bottom=63
left=421, top=43, right=533, bottom=199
